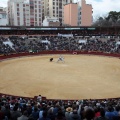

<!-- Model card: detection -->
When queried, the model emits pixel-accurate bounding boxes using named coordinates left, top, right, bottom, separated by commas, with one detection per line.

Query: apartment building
left=8, top=0, right=30, bottom=26
left=64, top=0, right=93, bottom=26
left=78, top=0, right=93, bottom=26
left=8, top=0, right=42, bottom=26
left=7, top=0, right=74, bottom=26
left=42, top=0, right=72, bottom=26
left=29, top=0, right=42, bottom=26
left=64, top=3, right=78, bottom=26
left=7, top=0, right=92, bottom=26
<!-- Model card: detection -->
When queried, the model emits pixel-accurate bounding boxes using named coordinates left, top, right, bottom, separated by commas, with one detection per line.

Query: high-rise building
left=78, top=0, right=93, bottom=26
left=42, top=0, right=72, bottom=26
left=8, top=0, right=42, bottom=26
left=7, top=0, right=92, bottom=26
left=42, top=0, right=48, bottom=21
left=8, top=0, right=30, bottom=26
left=29, top=0, right=42, bottom=26
left=64, top=0, right=93, bottom=26
left=64, top=3, right=78, bottom=26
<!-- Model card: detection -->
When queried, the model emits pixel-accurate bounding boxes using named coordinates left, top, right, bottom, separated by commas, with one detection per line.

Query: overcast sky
left=0, top=0, right=120, bottom=19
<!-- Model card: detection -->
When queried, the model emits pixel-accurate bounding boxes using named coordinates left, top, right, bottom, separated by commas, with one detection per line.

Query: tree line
left=92, top=11, right=120, bottom=27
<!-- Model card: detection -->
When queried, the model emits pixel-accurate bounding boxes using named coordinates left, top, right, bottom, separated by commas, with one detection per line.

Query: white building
left=43, top=16, right=60, bottom=26
left=0, top=7, right=8, bottom=26
left=8, top=0, right=30, bottom=26
left=8, top=0, right=42, bottom=26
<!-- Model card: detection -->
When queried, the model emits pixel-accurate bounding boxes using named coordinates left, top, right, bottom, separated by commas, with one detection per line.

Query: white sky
left=0, top=0, right=120, bottom=19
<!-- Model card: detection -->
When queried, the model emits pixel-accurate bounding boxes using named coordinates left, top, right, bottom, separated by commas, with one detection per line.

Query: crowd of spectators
left=0, top=35, right=120, bottom=55
left=1, top=94, right=120, bottom=120
left=80, top=39, right=120, bottom=53
left=1, top=31, right=120, bottom=120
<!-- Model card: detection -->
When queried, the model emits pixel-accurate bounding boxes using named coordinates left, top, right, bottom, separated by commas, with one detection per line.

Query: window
left=59, top=11, right=62, bottom=17
left=17, top=8, right=19, bottom=11
left=17, top=12, right=20, bottom=16
left=2, top=14, right=6, bottom=18
left=30, top=1, right=33, bottom=4
left=18, top=17, right=20, bottom=25
left=17, top=17, right=20, bottom=21
left=30, top=6, right=34, bottom=9
left=59, top=3, right=62, bottom=9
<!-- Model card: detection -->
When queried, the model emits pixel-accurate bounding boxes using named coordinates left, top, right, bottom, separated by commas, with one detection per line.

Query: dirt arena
left=0, top=55, right=120, bottom=100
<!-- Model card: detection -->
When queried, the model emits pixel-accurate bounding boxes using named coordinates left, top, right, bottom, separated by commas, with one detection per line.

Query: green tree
left=92, top=11, right=120, bottom=27
left=106, top=11, right=120, bottom=23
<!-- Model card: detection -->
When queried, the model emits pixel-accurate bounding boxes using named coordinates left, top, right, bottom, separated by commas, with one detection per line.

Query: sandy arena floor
left=0, top=55, right=120, bottom=100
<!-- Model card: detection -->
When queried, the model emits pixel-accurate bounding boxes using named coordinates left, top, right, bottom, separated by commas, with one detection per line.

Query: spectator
left=0, top=105, right=4, bottom=120
left=39, top=111, right=51, bottom=120
left=17, top=110, right=28, bottom=120
left=65, top=107, right=73, bottom=120
left=84, top=108, right=95, bottom=120
left=37, top=95, right=42, bottom=102
left=4, top=105, right=11, bottom=120
left=31, top=106, right=39, bottom=120
left=95, top=108, right=108, bottom=120
left=55, top=110, right=66, bottom=120
left=11, top=106, right=22, bottom=120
